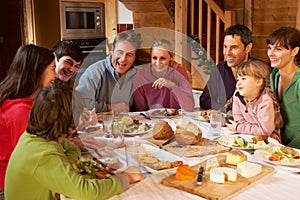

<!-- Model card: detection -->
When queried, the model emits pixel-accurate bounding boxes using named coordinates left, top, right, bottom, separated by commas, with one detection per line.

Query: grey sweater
left=75, top=55, right=137, bottom=112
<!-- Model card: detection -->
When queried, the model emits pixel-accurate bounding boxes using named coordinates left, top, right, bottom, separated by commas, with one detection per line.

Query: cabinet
left=29, top=0, right=117, bottom=49
left=33, top=0, right=60, bottom=48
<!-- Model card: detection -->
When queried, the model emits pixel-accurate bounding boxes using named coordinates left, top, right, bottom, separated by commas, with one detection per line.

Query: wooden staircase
left=119, top=0, right=174, bottom=64
left=119, top=0, right=174, bottom=29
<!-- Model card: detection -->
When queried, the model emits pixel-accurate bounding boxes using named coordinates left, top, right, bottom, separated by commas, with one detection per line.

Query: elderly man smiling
left=75, top=30, right=142, bottom=113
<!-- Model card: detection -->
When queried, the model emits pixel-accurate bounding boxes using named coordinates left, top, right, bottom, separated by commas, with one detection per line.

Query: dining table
left=64, top=111, right=300, bottom=200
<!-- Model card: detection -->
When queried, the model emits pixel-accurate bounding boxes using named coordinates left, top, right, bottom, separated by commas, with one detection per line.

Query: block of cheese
left=210, top=167, right=237, bottom=183
left=205, top=157, right=220, bottom=171
left=237, top=161, right=262, bottom=178
left=226, top=149, right=247, bottom=165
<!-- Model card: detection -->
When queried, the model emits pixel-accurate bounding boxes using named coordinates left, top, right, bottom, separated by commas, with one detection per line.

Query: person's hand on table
left=71, top=134, right=103, bottom=152
left=226, top=119, right=237, bottom=132
left=89, top=108, right=98, bottom=125
left=121, top=166, right=144, bottom=184
left=77, top=108, right=98, bottom=131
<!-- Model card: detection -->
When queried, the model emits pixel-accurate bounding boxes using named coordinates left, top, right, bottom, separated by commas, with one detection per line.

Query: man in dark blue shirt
left=200, top=24, right=257, bottom=112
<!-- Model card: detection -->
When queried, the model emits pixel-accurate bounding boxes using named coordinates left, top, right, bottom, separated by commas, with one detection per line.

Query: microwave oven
left=60, top=1, right=105, bottom=40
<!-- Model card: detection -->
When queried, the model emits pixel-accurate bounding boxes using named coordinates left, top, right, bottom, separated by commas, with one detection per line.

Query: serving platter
left=161, top=155, right=275, bottom=200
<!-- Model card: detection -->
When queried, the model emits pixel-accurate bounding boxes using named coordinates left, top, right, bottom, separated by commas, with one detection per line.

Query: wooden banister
left=204, top=0, right=225, bottom=22
left=199, top=0, right=236, bottom=64
left=175, top=0, right=236, bottom=89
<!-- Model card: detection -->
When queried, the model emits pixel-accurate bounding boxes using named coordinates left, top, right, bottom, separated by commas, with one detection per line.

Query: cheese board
left=161, top=155, right=275, bottom=200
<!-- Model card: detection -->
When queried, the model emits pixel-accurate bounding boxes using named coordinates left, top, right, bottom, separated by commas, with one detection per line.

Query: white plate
left=123, top=124, right=153, bottom=136
left=78, top=123, right=102, bottom=134
left=138, top=143, right=182, bottom=173
left=254, top=149, right=300, bottom=167
left=218, top=134, right=256, bottom=150
left=183, top=111, right=209, bottom=122
left=146, top=108, right=182, bottom=118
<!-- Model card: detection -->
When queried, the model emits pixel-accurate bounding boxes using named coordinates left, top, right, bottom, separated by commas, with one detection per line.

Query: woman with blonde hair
left=134, top=39, right=194, bottom=111
left=226, top=60, right=283, bottom=143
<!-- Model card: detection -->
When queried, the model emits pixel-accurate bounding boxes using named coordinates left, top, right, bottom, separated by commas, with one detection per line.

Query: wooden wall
left=251, top=0, right=299, bottom=62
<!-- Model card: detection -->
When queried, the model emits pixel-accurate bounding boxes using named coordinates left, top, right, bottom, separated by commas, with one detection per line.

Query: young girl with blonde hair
left=226, top=59, right=283, bottom=142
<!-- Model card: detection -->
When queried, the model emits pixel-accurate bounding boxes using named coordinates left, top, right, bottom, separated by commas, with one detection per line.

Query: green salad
left=232, top=136, right=254, bottom=148
left=119, top=116, right=151, bottom=134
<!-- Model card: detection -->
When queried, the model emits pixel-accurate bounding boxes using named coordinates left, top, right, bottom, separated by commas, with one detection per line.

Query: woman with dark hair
left=5, top=84, right=143, bottom=200
left=0, top=44, right=57, bottom=198
left=267, top=26, right=300, bottom=149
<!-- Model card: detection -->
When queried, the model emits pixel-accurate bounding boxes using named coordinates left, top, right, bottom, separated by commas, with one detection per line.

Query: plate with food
left=72, top=157, right=117, bottom=179
left=146, top=108, right=182, bottom=118
left=117, top=115, right=152, bottom=136
left=183, top=110, right=210, bottom=122
left=78, top=123, right=102, bottom=134
left=218, top=134, right=264, bottom=150
left=254, top=146, right=300, bottom=167
left=137, top=144, right=183, bottom=173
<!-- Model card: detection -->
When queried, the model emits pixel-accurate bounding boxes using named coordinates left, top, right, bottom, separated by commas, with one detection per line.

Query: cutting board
left=162, top=138, right=231, bottom=157
left=161, top=155, right=275, bottom=200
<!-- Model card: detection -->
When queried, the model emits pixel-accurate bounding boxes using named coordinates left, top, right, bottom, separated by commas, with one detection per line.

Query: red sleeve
left=9, top=106, right=31, bottom=147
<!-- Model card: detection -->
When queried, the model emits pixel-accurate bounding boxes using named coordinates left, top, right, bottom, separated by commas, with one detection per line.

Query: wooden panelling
left=253, top=8, right=297, bottom=22
left=251, top=49, right=269, bottom=63
left=105, top=0, right=118, bottom=44
left=252, top=36, right=268, bottom=49
left=133, top=13, right=172, bottom=24
left=252, top=22, right=296, bottom=36
left=247, top=0, right=299, bottom=63
left=297, top=0, right=300, bottom=29
left=254, top=0, right=297, bottom=9
left=224, top=0, right=244, bottom=10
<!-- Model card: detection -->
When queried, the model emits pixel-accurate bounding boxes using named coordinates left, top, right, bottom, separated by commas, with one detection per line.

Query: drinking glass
left=209, top=110, right=222, bottom=137
left=102, top=112, right=114, bottom=134
left=102, top=114, right=125, bottom=149
left=125, top=141, right=141, bottom=167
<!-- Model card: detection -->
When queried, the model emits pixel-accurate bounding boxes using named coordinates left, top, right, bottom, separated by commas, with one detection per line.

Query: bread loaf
left=175, top=121, right=202, bottom=145
left=152, top=120, right=174, bottom=140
